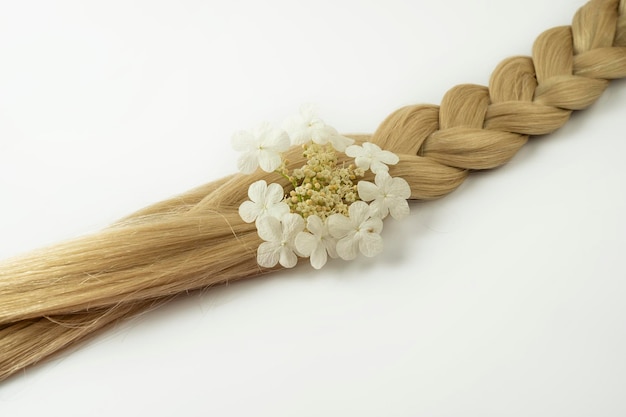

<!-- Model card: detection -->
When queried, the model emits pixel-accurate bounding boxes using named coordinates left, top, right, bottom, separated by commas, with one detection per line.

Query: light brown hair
left=1, top=0, right=625, bottom=381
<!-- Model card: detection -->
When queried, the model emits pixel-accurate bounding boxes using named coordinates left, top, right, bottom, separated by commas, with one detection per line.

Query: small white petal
left=348, top=201, right=371, bottom=225
left=362, top=142, right=379, bottom=152
left=370, top=160, right=390, bottom=174
left=262, top=129, right=290, bottom=151
left=279, top=247, right=298, bottom=268
left=309, top=245, right=328, bottom=269
left=388, top=198, right=410, bottom=220
left=357, top=180, right=379, bottom=202
left=378, top=150, right=399, bottom=165
left=238, top=200, right=260, bottom=223
left=258, top=149, right=283, bottom=172
left=281, top=213, right=305, bottom=238
left=345, top=144, right=364, bottom=158
left=361, top=216, right=383, bottom=234
left=328, top=134, right=354, bottom=152
left=336, top=234, right=359, bottom=260
left=306, top=215, right=325, bottom=236
left=353, top=155, right=372, bottom=171
left=256, top=216, right=282, bottom=242
left=284, top=123, right=310, bottom=145
left=388, top=177, right=411, bottom=199
left=299, top=103, right=318, bottom=120
left=295, top=231, right=317, bottom=257
left=247, top=180, right=267, bottom=201
left=253, top=122, right=273, bottom=139
left=374, top=171, right=392, bottom=185
left=266, top=202, right=289, bottom=220
left=290, top=132, right=311, bottom=145
left=231, top=131, right=255, bottom=152
left=257, top=241, right=280, bottom=267
left=237, top=152, right=260, bottom=174
left=310, top=127, right=331, bottom=146
left=324, top=239, right=338, bottom=259
left=369, top=199, right=387, bottom=219
left=358, top=232, right=383, bottom=257
left=327, top=213, right=353, bottom=239
left=265, top=183, right=285, bottom=204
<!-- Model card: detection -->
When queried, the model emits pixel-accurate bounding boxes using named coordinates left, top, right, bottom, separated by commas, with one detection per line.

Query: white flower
left=282, top=105, right=353, bottom=151
left=256, top=213, right=305, bottom=268
left=239, top=180, right=289, bottom=223
left=345, top=142, right=399, bottom=174
left=231, top=122, right=290, bottom=173
left=294, top=215, right=338, bottom=269
left=357, top=171, right=411, bottom=220
left=325, top=129, right=354, bottom=152
left=327, top=201, right=383, bottom=260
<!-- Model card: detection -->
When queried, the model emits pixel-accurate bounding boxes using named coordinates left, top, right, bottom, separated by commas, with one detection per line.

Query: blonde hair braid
left=1, top=0, right=625, bottom=381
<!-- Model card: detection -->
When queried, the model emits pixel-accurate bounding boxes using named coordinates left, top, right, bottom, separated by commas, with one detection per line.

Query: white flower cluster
left=232, top=105, right=411, bottom=270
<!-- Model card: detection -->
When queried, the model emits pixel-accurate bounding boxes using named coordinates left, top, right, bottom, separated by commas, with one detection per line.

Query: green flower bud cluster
left=278, top=143, right=364, bottom=219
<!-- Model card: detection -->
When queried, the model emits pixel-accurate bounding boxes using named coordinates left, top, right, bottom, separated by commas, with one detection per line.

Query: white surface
left=1, top=0, right=625, bottom=415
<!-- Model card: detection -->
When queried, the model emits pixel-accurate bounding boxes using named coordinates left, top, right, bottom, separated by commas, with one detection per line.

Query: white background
left=1, top=0, right=625, bottom=415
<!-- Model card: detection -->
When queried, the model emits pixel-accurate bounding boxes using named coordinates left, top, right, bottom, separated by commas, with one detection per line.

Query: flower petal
left=267, top=202, right=289, bottom=220
left=237, top=151, right=260, bottom=174
left=348, top=201, right=371, bottom=225
left=238, top=200, right=260, bottom=223
left=257, top=241, right=280, bottom=267
left=289, top=131, right=310, bottom=145
left=362, top=142, right=379, bottom=153
left=295, top=231, right=317, bottom=257
left=361, top=216, right=383, bottom=234
left=378, top=150, right=399, bottom=165
left=279, top=247, right=298, bottom=268
left=265, top=183, right=285, bottom=204
left=282, top=118, right=307, bottom=144
left=328, top=133, right=354, bottom=152
left=258, top=149, right=283, bottom=172
left=327, top=213, right=353, bottom=239
left=324, top=238, right=338, bottom=259
left=345, top=144, right=364, bottom=158
left=253, top=122, right=273, bottom=139
left=247, top=180, right=267, bottom=202
left=299, top=103, right=317, bottom=120
left=388, top=198, right=410, bottom=220
left=310, top=127, right=330, bottom=146
left=357, top=180, right=379, bottom=202
left=263, top=129, right=290, bottom=151
left=336, top=234, right=359, bottom=260
left=281, top=213, right=305, bottom=240
left=231, top=130, right=255, bottom=152
left=256, top=216, right=282, bottom=242
left=353, top=155, right=371, bottom=171
left=309, top=245, right=328, bottom=269
left=389, top=177, right=411, bottom=199
left=374, top=171, right=392, bottom=187
left=305, top=215, right=324, bottom=236
left=358, top=232, right=383, bottom=257
left=370, top=160, right=390, bottom=174
left=368, top=199, right=387, bottom=219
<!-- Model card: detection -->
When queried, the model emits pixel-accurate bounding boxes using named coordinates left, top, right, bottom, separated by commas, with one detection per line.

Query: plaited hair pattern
left=0, top=0, right=625, bottom=381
